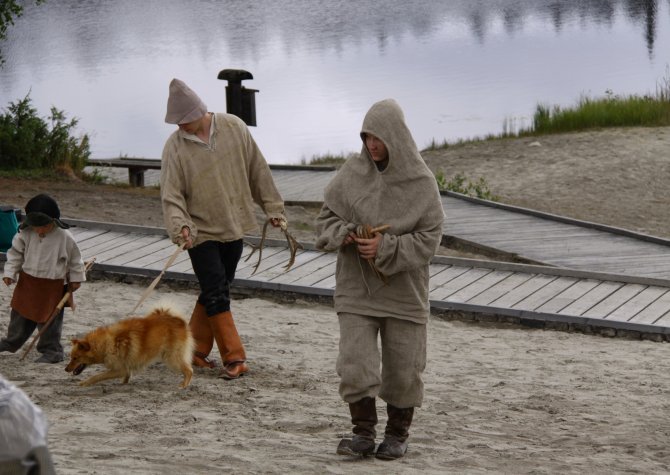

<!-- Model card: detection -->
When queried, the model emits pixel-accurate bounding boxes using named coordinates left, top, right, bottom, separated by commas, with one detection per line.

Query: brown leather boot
left=209, top=310, right=249, bottom=380
left=375, top=404, right=414, bottom=460
left=336, top=397, right=377, bottom=456
left=189, top=302, right=216, bottom=368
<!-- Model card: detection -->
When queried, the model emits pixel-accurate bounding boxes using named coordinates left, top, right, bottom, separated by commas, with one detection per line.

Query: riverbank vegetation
left=426, top=71, right=670, bottom=152
left=0, top=95, right=91, bottom=176
left=530, top=85, right=670, bottom=134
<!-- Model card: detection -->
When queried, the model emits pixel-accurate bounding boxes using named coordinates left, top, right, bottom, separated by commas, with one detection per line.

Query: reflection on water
left=1, top=0, right=668, bottom=163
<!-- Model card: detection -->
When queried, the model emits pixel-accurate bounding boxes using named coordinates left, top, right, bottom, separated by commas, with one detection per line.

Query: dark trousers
left=0, top=309, right=65, bottom=362
left=188, top=239, right=244, bottom=316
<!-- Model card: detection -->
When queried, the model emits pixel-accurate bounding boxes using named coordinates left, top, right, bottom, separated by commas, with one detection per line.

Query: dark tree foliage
left=0, top=94, right=91, bottom=172
left=0, top=0, right=44, bottom=65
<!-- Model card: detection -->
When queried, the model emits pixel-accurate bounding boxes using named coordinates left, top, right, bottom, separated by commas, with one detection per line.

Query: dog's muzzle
left=65, top=363, right=87, bottom=375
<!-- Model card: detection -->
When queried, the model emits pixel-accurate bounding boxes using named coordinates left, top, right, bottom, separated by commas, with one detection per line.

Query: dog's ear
left=72, top=339, right=90, bottom=351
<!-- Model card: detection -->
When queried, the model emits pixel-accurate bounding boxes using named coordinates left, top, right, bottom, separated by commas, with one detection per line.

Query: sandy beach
left=1, top=126, right=669, bottom=473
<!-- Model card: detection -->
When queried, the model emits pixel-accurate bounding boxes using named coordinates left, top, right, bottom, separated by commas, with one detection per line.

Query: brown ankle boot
left=188, top=302, right=216, bottom=368
left=375, top=404, right=414, bottom=460
left=209, top=311, right=249, bottom=379
left=336, top=397, right=377, bottom=457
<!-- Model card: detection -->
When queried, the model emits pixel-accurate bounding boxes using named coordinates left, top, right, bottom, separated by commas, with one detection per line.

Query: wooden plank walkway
left=4, top=219, right=667, bottom=337
left=441, top=195, right=670, bottom=279
left=84, top=163, right=670, bottom=280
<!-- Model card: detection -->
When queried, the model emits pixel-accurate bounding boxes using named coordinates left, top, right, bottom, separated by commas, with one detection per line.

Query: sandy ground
left=1, top=127, right=669, bottom=473
left=1, top=280, right=669, bottom=474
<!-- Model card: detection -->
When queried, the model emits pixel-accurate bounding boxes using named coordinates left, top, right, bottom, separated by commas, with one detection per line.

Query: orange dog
left=65, top=306, right=194, bottom=389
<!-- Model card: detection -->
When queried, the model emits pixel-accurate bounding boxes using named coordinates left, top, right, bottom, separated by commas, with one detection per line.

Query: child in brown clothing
left=0, top=194, right=85, bottom=363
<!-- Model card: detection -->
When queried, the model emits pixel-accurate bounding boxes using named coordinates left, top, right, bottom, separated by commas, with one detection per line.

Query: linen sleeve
left=3, top=232, right=25, bottom=281
left=160, top=141, right=197, bottom=244
left=66, top=239, right=86, bottom=283
left=315, top=205, right=357, bottom=252
left=374, top=221, right=442, bottom=276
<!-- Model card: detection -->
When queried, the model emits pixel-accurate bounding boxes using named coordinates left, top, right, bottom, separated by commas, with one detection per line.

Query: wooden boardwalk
left=6, top=219, right=666, bottom=337
left=85, top=163, right=670, bottom=280
left=441, top=195, right=670, bottom=280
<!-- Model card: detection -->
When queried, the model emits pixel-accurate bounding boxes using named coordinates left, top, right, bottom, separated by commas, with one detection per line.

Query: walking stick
left=20, top=258, right=96, bottom=361
left=128, top=242, right=186, bottom=315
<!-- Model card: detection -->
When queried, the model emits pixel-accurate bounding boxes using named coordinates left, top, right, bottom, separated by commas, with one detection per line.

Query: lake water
left=1, top=0, right=668, bottom=164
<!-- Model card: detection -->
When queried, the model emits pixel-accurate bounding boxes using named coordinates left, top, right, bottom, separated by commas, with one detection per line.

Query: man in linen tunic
left=316, top=99, right=444, bottom=458
left=160, top=78, right=285, bottom=379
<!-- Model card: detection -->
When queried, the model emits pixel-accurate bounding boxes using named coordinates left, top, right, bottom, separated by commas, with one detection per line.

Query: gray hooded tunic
left=315, top=99, right=444, bottom=324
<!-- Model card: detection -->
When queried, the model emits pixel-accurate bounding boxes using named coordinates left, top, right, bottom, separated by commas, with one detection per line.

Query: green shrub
left=81, top=168, right=107, bottom=184
left=435, top=169, right=498, bottom=201
left=0, top=94, right=91, bottom=173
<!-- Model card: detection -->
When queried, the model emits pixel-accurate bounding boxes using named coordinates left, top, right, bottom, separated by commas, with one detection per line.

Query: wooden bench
left=87, top=158, right=161, bottom=187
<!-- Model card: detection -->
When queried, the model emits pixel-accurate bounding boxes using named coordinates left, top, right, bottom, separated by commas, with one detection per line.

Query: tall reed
left=526, top=71, right=670, bottom=134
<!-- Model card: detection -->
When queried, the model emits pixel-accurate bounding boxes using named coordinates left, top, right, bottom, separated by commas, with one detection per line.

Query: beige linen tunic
left=3, top=227, right=85, bottom=283
left=4, top=227, right=85, bottom=322
left=161, top=113, right=284, bottom=246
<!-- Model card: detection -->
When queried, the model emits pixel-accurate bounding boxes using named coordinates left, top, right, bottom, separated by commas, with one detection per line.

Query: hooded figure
left=315, top=99, right=444, bottom=460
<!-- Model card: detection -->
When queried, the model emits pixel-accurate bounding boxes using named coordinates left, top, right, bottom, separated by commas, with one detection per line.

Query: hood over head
left=323, top=99, right=444, bottom=234
left=359, top=99, right=421, bottom=178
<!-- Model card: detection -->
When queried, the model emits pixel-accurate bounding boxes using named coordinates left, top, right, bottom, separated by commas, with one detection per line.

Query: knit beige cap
left=165, top=78, right=208, bottom=124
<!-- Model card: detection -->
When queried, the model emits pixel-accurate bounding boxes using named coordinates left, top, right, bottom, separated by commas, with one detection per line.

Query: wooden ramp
left=84, top=163, right=670, bottom=280
left=442, top=194, right=670, bottom=279
left=9, top=219, right=666, bottom=337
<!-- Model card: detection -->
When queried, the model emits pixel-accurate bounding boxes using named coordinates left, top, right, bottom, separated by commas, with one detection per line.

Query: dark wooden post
left=217, top=69, right=258, bottom=126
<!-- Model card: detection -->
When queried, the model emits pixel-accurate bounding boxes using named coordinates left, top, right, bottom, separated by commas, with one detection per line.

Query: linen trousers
left=0, top=309, right=64, bottom=362
left=188, top=239, right=244, bottom=316
left=337, top=312, right=427, bottom=408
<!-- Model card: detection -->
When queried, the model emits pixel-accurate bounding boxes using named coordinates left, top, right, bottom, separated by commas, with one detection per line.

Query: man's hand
left=354, top=232, right=382, bottom=260
left=2, top=277, right=14, bottom=287
left=180, top=226, right=193, bottom=249
left=269, top=217, right=283, bottom=228
left=342, top=231, right=357, bottom=246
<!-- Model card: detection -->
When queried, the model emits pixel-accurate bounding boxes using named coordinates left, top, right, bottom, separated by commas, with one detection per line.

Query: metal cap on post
left=217, top=69, right=258, bottom=126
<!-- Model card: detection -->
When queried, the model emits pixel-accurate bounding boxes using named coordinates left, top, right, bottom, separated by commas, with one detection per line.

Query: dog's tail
left=145, top=300, right=189, bottom=322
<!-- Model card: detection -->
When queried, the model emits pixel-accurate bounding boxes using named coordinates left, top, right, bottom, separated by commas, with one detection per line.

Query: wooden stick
left=369, top=224, right=391, bottom=234
left=129, top=242, right=186, bottom=315
left=20, top=258, right=96, bottom=361
left=356, top=224, right=389, bottom=284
